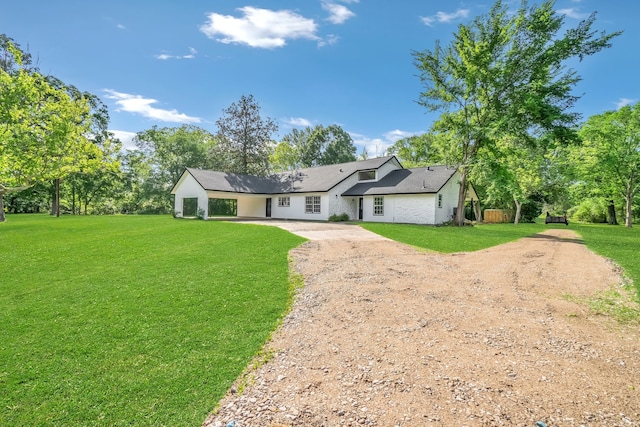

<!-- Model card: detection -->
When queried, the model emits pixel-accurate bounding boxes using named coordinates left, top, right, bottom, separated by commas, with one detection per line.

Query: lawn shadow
left=526, top=232, right=585, bottom=245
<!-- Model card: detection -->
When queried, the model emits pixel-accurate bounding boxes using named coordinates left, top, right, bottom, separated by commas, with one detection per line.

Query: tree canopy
left=271, top=124, right=356, bottom=171
left=413, top=0, right=621, bottom=225
left=0, top=39, right=103, bottom=221
left=574, top=103, right=640, bottom=227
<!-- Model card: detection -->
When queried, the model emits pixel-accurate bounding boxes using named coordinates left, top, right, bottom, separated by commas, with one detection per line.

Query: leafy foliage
left=0, top=38, right=105, bottom=221
left=574, top=103, right=640, bottom=227
left=272, top=124, right=357, bottom=171
left=413, top=0, right=621, bottom=225
left=386, top=134, right=439, bottom=167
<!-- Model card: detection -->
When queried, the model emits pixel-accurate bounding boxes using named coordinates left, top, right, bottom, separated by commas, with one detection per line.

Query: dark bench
left=545, top=212, right=568, bottom=225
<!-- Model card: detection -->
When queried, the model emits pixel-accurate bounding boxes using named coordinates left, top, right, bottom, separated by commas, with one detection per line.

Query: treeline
left=4, top=99, right=360, bottom=217
left=1, top=35, right=358, bottom=219
left=3, top=0, right=639, bottom=228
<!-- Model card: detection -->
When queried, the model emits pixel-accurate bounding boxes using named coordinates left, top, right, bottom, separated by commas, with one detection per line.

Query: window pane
left=306, top=196, right=321, bottom=214
left=279, top=196, right=290, bottom=207
left=358, top=170, right=376, bottom=181
left=374, top=197, right=384, bottom=215
left=183, top=198, right=198, bottom=216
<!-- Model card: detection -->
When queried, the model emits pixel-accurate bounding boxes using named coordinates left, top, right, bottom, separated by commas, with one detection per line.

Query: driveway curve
left=205, top=222, right=640, bottom=427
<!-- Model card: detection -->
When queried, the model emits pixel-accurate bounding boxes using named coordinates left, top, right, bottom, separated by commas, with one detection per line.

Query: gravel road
left=204, top=222, right=640, bottom=427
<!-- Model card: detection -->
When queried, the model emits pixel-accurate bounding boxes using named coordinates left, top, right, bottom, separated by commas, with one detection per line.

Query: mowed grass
left=572, top=223, right=640, bottom=291
left=360, top=221, right=545, bottom=253
left=0, top=215, right=305, bottom=426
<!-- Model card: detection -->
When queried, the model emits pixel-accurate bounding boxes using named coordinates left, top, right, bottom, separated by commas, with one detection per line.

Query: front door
left=266, top=198, right=272, bottom=218
left=358, top=197, right=363, bottom=220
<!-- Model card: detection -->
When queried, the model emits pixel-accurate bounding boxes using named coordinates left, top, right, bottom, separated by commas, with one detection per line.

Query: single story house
left=170, top=156, right=477, bottom=225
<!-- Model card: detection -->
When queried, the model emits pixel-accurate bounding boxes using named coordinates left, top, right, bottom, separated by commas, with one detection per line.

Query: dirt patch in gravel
left=204, top=226, right=640, bottom=427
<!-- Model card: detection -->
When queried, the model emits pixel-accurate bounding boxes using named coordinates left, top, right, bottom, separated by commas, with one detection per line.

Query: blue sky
left=1, top=1, right=637, bottom=155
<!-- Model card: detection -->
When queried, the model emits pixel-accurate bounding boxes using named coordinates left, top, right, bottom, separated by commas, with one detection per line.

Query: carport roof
left=341, top=166, right=457, bottom=196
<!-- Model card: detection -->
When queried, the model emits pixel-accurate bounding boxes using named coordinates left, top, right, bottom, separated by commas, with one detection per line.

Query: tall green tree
left=575, top=104, right=640, bottom=227
left=133, top=125, right=220, bottom=213
left=473, top=136, right=548, bottom=224
left=273, top=124, right=356, bottom=171
left=1, top=39, right=100, bottom=222
left=413, top=0, right=621, bottom=225
left=215, top=94, right=277, bottom=176
left=314, top=124, right=357, bottom=166
left=387, top=134, right=439, bottom=168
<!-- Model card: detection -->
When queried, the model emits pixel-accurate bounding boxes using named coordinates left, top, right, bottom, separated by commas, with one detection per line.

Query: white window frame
left=438, top=194, right=443, bottom=208
left=373, top=196, right=384, bottom=216
left=278, top=196, right=290, bottom=207
left=305, top=196, right=321, bottom=214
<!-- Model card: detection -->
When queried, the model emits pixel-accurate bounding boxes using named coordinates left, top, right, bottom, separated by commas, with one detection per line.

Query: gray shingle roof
left=341, top=165, right=457, bottom=196
left=182, top=156, right=399, bottom=194
left=185, top=169, right=280, bottom=194
left=275, top=156, right=397, bottom=193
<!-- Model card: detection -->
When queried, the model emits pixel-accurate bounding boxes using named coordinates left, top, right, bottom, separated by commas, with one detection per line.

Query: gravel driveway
left=205, top=221, right=640, bottom=427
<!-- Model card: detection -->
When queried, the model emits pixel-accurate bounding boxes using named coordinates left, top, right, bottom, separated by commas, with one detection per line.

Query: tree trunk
left=625, top=194, right=633, bottom=228
left=0, top=192, right=6, bottom=222
left=607, top=200, right=618, bottom=225
left=474, top=200, right=483, bottom=223
left=514, top=199, right=522, bottom=225
left=51, top=179, right=60, bottom=217
left=455, top=168, right=468, bottom=226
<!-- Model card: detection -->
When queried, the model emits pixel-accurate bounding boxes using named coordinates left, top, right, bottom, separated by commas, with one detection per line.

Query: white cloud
left=200, top=6, right=319, bottom=48
left=616, top=98, right=637, bottom=109
left=557, top=8, right=589, bottom=19
left=155, top=47, right=197, bottom=60
left=318, top=34, right=340, bottom=47
left=284, top=117, right=313, bottom=127
left=109, top=130, right=138, bottom=150
left=350, top=129, right=420, bottom=158
left=104, top=89, right=201, bottom=124
left=421, top=9, right=470, bottom=26
left=116, top=24, right=126, bottom=30
left=322, top=2, right=356, bottom=24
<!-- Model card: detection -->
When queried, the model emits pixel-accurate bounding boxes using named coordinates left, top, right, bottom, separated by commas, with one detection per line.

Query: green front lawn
left=2, top=215, right=637, bottom=426
left=360, top=221, right=545, bottom=253
left=0, top=215, right=305, bottom=426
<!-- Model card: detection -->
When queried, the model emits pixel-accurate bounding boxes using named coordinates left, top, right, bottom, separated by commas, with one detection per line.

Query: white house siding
left=392, top=195, right=437, bottom=224
left=271, top=193, right=329, bottom=221
left=328, top=157, right=403, bottom=220
left=173, top=174, right=209, bottom=217
left=329, top=175, right=363, bottom=220
left=362, top=195, right=395, bottom=223
left=434, top=172, right=461, bottom=224
left=360, top=195, right=436, bottom=224
left=236, top=194, right=267, bottom=218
